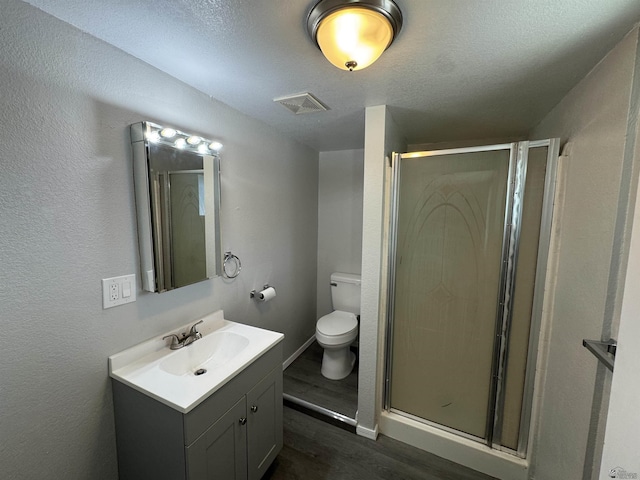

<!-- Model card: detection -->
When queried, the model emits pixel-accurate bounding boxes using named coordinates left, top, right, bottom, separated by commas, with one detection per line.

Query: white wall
left=599, top=98, right=640, bottom=478
left=0, top=2, right=318, bottom=479
left=358, top=106, right=405, bottom=438
left=316, top=149, right=364, bottom=318
left=529, top=27, right=640, bottom=480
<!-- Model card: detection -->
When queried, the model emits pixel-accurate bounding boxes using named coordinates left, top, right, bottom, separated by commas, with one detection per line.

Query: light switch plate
left=102, top=274, right=136, bottom=309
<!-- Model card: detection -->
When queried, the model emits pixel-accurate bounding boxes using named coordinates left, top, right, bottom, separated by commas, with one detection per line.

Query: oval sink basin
left=159, top=331, right=250, bottom=376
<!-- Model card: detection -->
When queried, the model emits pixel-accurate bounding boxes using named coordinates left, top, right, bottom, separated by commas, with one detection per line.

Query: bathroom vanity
left=109, top=311, right=284, bottom=480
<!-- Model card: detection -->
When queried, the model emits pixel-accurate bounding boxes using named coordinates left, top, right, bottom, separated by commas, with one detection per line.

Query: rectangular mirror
left=131, top=121, right=222, bottom=293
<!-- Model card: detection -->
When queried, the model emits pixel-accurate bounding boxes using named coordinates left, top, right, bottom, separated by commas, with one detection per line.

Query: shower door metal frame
left=383, top=139, right=559, bottom=458
left=514, top=138, right=559, bottom=456
left=488, top=142, right=526, bottom=450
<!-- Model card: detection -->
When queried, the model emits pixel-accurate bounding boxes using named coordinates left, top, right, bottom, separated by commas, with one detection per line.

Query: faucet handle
left=189, top=320, right=204, bottom=337
left=162, top=334, right=182, bottom=349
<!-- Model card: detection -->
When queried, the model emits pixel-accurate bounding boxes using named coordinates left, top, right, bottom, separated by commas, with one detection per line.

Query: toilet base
left=321, top=347, right=356, bottom=380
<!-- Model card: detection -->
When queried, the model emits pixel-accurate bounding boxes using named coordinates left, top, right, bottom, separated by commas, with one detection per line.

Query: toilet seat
left=316, top=311, right=358, bottom=346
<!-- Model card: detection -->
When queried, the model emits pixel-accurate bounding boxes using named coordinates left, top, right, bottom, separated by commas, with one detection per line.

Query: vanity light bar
left=143, top=121, right=223, bottom=154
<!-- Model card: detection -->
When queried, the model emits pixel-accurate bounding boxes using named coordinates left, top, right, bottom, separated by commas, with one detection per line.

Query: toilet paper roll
left=257, top=286, right=276, bottom=302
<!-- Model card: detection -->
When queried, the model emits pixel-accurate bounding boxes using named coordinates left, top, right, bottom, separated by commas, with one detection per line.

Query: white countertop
left=109, top=310, right=284, bottom=413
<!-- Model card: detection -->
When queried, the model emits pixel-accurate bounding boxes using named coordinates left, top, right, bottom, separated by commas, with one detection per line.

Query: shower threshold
left=283, top=393, right=356, bottom=433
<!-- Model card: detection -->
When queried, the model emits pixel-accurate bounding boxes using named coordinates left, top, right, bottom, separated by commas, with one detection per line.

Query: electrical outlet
left=102, top=274, right=136, bottom=309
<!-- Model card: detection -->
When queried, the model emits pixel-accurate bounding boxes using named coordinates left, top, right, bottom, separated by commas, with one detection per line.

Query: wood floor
left=263, top=405, right=497, bottom=480
left=279, top=342, right=494, bottom=479
left=283, top=341, right=358, bottom=418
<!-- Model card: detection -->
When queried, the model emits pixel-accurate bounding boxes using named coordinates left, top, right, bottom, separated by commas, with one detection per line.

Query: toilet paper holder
left=250, top=285, right=273, bottom=300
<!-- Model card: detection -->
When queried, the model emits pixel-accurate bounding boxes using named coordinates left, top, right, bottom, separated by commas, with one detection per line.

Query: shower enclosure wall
left=384, top=140, right=559, bottom=457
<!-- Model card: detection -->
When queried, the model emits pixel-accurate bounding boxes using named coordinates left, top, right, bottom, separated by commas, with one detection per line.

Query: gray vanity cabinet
left=246, top=366, right=282, bottom=479
left=112, top=343, right=282, bottom=480
left=186, top=397, right=248, bottom=479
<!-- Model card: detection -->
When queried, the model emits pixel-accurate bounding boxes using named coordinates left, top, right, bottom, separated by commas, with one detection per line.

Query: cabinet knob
left=239, top=417, right=247, bottom=426
left=250, top=405, right=258, bottom=413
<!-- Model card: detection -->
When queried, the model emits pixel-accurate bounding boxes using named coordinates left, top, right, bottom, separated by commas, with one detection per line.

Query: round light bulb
left=159, top=128, right=177, bottom=138
left=316, top=7, right=393, bottom=71
left=147, top=130, right=160, bottom=142
left=174, top=138, right=186, bottom=149
left=208, top=141, right=223, bottom=151
left=197, top=144, right=208, bottom=154
left=186, top=135, right=201, bottom=145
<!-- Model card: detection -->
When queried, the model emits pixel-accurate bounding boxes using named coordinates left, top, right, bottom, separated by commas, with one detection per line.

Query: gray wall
left=529, top=28, right=640, bottom=480
left=0, top=2, right=318, bottom=479
left=316, top=149, right=364, bottom=318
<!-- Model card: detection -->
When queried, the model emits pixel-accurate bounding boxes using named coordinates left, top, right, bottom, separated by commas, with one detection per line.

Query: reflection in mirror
left=130, top=121, right=222, bottom=293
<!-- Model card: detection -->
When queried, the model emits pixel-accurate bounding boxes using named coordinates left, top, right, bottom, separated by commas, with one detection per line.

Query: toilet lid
left=317, top=311, right=358, bottom=336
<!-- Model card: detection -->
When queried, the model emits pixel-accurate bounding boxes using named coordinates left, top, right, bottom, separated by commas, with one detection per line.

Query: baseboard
left=283, top=334, right=316, bottom=370
left=356, top=423, right=379, bottom=440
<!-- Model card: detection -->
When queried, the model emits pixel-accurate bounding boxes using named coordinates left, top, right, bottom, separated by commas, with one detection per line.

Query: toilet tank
left=330, top=272, right=361, bottom=315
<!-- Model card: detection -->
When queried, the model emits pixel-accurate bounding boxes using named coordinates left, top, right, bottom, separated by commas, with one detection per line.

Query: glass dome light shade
left=316, top=7, right=393, bottom=71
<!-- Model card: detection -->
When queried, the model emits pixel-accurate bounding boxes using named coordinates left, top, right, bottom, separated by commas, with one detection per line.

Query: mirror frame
left=130, top=121, right=222, bottom=293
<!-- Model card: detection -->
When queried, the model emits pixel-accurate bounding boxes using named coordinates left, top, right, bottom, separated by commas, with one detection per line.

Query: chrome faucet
left=162, top=333, right=183, bottom=350
left=182, top=320, right=203, bottom=346
left=162, top=320, right=203, bottom=350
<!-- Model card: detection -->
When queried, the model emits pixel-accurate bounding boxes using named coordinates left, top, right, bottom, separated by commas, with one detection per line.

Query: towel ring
left=223, top=252, right=242, bottom=278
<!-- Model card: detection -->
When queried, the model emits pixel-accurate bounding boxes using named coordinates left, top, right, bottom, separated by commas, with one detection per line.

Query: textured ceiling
left=23, top=0, right=640, bottom=151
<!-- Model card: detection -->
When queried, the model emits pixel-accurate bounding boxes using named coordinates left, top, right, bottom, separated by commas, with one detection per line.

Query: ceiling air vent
left=274, top=92, right=329, bottom=115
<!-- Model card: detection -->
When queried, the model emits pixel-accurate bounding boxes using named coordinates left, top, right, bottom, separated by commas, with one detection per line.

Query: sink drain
left=194, top=368, right=207, bottom=376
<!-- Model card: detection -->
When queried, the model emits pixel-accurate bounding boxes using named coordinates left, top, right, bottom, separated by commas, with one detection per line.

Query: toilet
left=316, top=272, right=361, bottom=380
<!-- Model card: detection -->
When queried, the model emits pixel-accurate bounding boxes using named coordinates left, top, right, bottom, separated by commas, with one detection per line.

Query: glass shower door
left=386, top=141, right=559, bottom=454
left=388, top=146, right=512, bottom=441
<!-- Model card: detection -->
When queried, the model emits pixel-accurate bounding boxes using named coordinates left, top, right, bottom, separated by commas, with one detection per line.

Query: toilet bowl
left=316, top=311, right=358, bottom=380
left=316, top=272, right=361, bottom=380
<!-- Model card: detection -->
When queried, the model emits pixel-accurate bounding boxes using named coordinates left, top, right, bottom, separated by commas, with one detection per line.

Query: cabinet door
left=246, top=366, right=283, bottom=480
left=186, top=396, right=248, bottom=480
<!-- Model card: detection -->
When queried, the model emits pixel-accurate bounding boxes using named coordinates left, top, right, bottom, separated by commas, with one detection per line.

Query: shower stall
left=384, top=140, right=559, bottom=456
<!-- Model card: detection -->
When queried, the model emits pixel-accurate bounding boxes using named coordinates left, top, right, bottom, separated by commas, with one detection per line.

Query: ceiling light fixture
left=307, top=0, right=402, bottom=72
